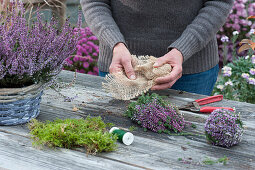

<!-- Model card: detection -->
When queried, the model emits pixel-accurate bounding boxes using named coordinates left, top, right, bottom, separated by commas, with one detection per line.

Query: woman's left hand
left=151, top=48, right=183, bottom=90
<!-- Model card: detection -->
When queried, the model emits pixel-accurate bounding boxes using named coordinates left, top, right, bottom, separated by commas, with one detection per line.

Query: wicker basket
left=0, top=83, right=44, bottom=125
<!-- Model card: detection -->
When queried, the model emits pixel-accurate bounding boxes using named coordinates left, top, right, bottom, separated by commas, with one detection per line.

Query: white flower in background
left=225, top=80, right=233, bottom=86
left=248, top=78, right=255, bottom=85
left=249, top=29, right=255, bottom=35
left=217, top=85, right=224, bottom=90
left=222, top=66, right=232, bottom=71
left=232, top=31, right=239, bottom=35
left=222, top=66, right=232, bottom=77
left=252, top=55, right=255, bottom=64
left=245, top=55, right=249, bottom=60
left=250, top=68, right=255, bottom=75
left=221, top=36, right=229, bottom=42
left=241, top=73, right=250, bottom=79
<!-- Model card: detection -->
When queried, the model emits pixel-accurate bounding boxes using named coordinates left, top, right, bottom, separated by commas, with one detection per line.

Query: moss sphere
left=205, top=109, right=244, bottom=148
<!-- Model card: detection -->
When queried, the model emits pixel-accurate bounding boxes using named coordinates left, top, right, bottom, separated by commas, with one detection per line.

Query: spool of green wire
left=109, top=127, right=134, bottom=145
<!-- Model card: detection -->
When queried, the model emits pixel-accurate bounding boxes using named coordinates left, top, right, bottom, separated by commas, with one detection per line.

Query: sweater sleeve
left=80, top=0, right=126, bottom=50
left=168, top=0, right=234, bottom=62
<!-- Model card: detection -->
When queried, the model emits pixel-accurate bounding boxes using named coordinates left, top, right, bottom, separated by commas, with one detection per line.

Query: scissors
left=178, top=95, right=234, bottom=113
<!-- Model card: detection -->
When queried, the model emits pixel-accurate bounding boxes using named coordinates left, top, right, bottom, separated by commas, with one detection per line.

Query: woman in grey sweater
left=80, top=0, right=234, bottom=95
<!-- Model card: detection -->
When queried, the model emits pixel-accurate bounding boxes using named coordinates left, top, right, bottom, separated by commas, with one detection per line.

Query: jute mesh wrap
left=103, top=55, right=172, bottom=100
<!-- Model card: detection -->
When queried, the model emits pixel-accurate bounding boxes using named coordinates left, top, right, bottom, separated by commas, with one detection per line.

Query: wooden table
left=0, top=70, right=255, bottom=170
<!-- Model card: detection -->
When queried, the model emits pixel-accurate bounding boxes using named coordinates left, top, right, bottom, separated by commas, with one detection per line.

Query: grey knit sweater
left=80, top=0, right=234, bottom=74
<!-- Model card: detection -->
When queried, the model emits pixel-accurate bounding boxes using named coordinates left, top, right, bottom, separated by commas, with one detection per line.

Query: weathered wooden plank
left=0, top=131, right=143, bottom=170
left=1, top=101, right=255, bottom=170
left=1, top=70, right=255, bottom=169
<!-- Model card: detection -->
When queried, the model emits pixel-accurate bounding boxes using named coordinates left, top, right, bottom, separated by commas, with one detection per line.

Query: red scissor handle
left=200, top=106, right=234, bottom=113
left=195, top=95, right=223, bottom=106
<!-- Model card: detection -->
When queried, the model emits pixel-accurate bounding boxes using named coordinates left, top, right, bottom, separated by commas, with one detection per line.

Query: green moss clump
left=28, top=116, right=118, bottom=154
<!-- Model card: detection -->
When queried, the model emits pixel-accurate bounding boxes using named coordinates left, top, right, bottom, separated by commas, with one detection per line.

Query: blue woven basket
left=0, top=83, right=44, bottom=126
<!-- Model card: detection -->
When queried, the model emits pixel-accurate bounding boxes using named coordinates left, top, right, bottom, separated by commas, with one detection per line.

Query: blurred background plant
left=213, top=16, right=255, bottom=103
left=217, top=0, right=255, bottom=64
left=64, top=27, right=99, bottom=76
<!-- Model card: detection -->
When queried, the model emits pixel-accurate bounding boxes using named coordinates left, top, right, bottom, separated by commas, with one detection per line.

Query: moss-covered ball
left=205, top=109, right=244, bottom=147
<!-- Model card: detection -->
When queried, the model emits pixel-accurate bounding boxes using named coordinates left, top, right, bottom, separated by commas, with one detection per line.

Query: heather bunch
left=126, top=93, right=186, bottom=133
left=205, top=109, right=243, bottom=148
left=64, top=27, right=99, bottom=76
left=0, top=1, right=81, bottom=88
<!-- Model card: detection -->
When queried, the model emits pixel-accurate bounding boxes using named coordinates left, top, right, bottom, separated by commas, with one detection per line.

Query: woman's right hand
left=109, top=43, right=136, bottom=80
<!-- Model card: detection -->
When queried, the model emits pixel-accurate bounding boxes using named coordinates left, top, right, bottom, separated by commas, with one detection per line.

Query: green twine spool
left=109, top=127, right=134, bottom=145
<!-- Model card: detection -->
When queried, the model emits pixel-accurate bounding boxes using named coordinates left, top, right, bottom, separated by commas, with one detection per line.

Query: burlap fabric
left=103, top=55, right=172, bottom=100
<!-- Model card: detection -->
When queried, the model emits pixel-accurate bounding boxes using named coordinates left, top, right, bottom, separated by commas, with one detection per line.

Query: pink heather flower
left=241, top=73, right=250, bottom=79
left=83, top=62, right=89, bottom=68
left=93, top=66, right=99, bottom=72
left=78, top=69, right=85, bottom=73
left=73, top=56, right=79, bottom=62
left=221, top=36, right=229, bottom=42
left=87, top=71, right=94, bottom=75
left=92, top=52, right=98, bottom=56
left=249, top=68, right=255, bottom=75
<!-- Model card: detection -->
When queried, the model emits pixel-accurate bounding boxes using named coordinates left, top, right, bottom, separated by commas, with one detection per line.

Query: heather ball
left=205, top=109, right=244, bottom=148
left=131, top=98, right=185, bottom=133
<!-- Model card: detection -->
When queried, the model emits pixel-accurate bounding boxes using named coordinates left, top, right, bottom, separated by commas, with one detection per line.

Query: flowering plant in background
left=205, top=109, right=243, bottom=148
left=217, top=0, right=255, bottom=63
left=126, top=93, right=186, bottom=133
left=0, top=1, right=81, bottom=88
left=214, top=16, right=255, bottom=103
left=64, top=27, right=99, bottom=76
left=214, top=55, right=255, bottom=103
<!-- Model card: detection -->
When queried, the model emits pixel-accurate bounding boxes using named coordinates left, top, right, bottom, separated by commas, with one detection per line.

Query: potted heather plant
left=0, top=1, right=80, bottom=125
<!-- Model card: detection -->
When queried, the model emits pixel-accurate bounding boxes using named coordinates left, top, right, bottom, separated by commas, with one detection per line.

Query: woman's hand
left=151, top=48, right=183, bottom=90
left=109, top=43, right=136, bottom=80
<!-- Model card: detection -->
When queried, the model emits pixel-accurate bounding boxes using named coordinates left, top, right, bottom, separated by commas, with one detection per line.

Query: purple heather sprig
left=205, top=109, right=244, bottom=148
left=131, top=98, right=185, bottom=133
left=0, top=1, right=81, bottom=87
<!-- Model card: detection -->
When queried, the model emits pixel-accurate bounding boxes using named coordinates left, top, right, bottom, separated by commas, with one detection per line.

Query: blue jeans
left=99, top=64, right=219, bottom=96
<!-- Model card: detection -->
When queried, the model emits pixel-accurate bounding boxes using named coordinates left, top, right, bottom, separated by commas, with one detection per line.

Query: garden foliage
left=217, top=0, right=255, bottom=62
left=0, top=1, right=81, bottom=88
left=126, top=93, right=186, bottom=134
left=214, top=16, right=255, bottom=103
left=28, top=116, right=118, bottom=154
